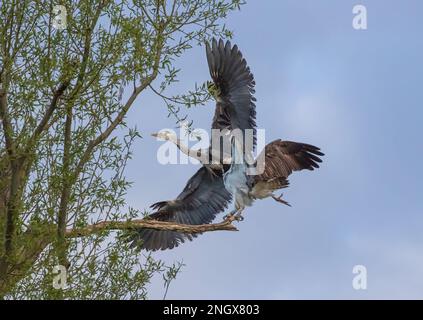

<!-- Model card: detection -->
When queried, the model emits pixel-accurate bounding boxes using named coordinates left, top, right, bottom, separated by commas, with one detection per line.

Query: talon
left=272, top=193, right=291, bottom=207
left=233, top=209, right=244, bottom=221
left=234, top=214, right=244, bottom=221
left=223, top=212, right=236, bottom=220
left=223, top=213, right=232, bottom=220
left=224, top=208, right=242, bottom=221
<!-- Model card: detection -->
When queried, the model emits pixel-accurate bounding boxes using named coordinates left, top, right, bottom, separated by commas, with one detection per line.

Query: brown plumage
left=223, top=138, right=323, bottom=216
left=248, top=140, right=323, bottom=204
left=256, top=140, right=323, bottom=181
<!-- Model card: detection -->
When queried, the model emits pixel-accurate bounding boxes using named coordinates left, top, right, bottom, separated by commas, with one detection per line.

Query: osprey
left=222, top=135, right=323, bottom=221
left=129, top=39, right=323, bottom=251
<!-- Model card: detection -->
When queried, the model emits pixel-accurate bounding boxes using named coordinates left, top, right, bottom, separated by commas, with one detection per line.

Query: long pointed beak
left=151, top=132, right=159, bottom=138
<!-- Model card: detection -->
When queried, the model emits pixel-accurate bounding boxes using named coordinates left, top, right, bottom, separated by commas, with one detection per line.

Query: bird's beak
left=151, top=132, right=159, bottom=138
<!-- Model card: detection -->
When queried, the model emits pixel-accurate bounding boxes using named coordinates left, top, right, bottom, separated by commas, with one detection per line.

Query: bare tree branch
left=65, top=217, right=239, bottom=238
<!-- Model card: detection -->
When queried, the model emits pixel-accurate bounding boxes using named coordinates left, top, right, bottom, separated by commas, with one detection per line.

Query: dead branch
left=65, top=216, right=239, bottom=238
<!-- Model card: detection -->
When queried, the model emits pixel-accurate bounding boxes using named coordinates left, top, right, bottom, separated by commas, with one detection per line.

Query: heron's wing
left=256, top=140, right=324, bottom=182
left=130, top=167, right=232, bottom=251
left=206, top=38, right=256, bottom=146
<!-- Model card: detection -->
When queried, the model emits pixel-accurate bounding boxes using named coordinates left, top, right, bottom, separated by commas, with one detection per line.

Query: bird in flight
left=129, top=39, right=323, bottom=251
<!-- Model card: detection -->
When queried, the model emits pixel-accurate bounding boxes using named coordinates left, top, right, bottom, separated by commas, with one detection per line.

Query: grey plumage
left=129, top=38, right=324, bottom=251
left=206, top=38, right=257, bottom=148
left=223, top=137, right=254, bottom=212
left=130, top=167, right=231, bottom=251
left=128, top=39, right=257, bottom=251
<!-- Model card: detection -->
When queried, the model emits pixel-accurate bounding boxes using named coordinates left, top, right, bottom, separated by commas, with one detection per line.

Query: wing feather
left=206, top=38, right=257, bottom=147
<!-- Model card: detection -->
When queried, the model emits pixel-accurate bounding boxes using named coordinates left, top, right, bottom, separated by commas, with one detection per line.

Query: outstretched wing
left=256, top=140, right=324, bottom=182
left=206, top=38, right=257, bottom=147
left=129, top=167, right=232, bottom=251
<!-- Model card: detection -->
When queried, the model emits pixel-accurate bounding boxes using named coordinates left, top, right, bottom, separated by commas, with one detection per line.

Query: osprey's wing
left=256, top=140, right=324, bottom=182
left=206, top=38, right=257, bottom=147
left=129, top=167, right=232, bottom=251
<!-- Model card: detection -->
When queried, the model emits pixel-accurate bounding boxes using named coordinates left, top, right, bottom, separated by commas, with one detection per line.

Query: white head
left=151, top=130, right=176, bottom=142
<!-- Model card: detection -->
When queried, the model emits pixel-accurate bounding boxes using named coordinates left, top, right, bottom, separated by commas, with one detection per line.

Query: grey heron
left=129, top=39, right=323, bottom=251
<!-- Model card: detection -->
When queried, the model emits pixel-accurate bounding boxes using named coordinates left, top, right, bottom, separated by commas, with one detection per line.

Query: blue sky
left=124, top=0, right=423, bottom=299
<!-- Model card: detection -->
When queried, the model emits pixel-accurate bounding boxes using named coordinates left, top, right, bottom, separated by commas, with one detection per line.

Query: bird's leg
left=272, top=193, right=291, bottom=207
